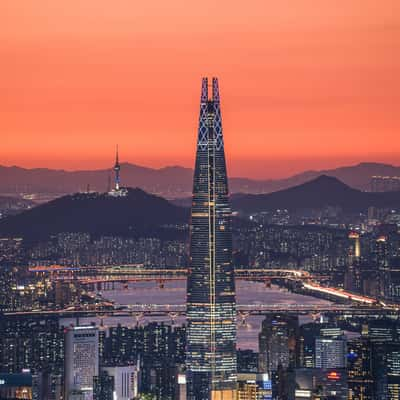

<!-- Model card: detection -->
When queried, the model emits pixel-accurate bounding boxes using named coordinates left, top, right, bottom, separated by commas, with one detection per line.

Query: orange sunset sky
left=1, top=1, right=399, bottom=178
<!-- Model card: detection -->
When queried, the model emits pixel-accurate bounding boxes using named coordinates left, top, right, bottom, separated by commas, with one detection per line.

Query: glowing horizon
left=1, top=1, right=399, bottom=179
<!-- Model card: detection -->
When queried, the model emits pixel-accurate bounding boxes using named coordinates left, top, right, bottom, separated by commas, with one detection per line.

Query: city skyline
left=1, top=2, right=400, bottom=399
left=1, top=1, right=399, bottom=178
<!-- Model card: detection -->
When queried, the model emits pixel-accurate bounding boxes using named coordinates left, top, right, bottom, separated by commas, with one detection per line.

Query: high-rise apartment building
left=371, top=176, right=400, bottom=192
left=93, top=371, right=114, bottom=400
left=186, top=78, right=237, bottom=399
left=376, top=236, right=391, bottom=299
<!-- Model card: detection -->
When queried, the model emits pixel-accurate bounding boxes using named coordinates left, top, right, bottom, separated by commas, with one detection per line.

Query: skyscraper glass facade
left=64, top=326, right=99, bottom=400
left=186, top=77, right=237, bottom=400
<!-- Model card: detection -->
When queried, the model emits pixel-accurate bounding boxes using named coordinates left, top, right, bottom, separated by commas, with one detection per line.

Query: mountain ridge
left=2, top=176, right=400, bottom=242
left=231, top=174, right=400, bottom=213
left=0, top=188, right=189, bottom=241
left=1, top=161, right=400, bottom=197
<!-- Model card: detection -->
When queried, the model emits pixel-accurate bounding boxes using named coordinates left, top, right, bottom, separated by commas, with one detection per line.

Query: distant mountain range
left=231, top=175, right=400, bottom=214
left=0, top=188, right=189, bottom=241
left=1, top=175, right=400, bottom=242
left=1, top=162, right=399, bottom=197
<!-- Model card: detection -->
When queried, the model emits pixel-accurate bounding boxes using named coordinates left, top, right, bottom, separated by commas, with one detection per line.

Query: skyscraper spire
left=186, top=78, right=237, bottom=399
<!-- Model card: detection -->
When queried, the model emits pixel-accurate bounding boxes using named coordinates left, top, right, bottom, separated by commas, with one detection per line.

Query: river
left=63, top=280, right=332, bottom=350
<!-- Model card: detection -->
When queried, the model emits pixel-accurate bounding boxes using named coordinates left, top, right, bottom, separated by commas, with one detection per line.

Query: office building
left=64, top=326, right=99, bottom=400
left=102, top=366, right=139, bottom=400
left=237, top=350, right=259, bottom=373
left=259, top=314, right=299, bottom=372
left=293, top=368, right=348, bottom=400
left=347, top=337, right=374, bottom=400
left=186, top=77, right=237, bottom=399
left=237, top=373, right=272, bottom=400
left=374, top=343, right=400, bottom=400
left=315, top=336, right=346, bottom=369
left=299, top=323, right=322, bottom=368
left=0, top=372, right=42, bottom=400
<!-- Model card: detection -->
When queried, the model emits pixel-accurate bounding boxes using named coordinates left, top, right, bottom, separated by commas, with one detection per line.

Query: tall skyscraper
left=375, top=343, right=400, bottom=400
left=347, top=337, right=374, bottom=400
left=258, top=314, right=299, bottom=373
left=64, top=326, right=99, bottom=400
left=186, top=77, right=237, bottom=400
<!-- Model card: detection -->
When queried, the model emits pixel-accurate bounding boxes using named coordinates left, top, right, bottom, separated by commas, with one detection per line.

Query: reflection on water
left=63, top=280, right=332, bottom=351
